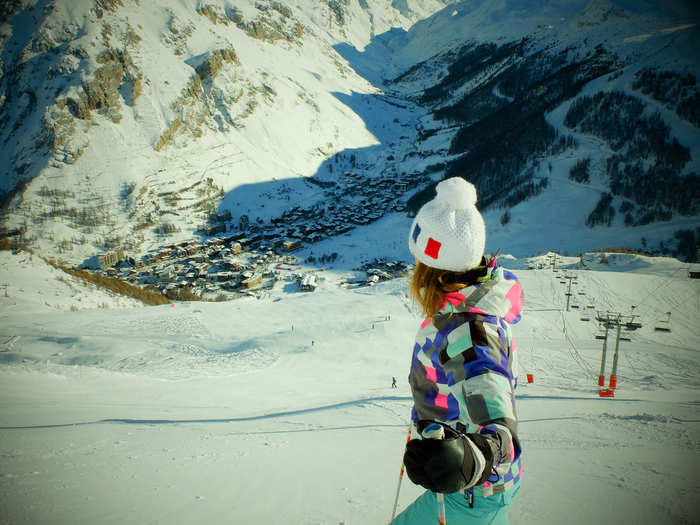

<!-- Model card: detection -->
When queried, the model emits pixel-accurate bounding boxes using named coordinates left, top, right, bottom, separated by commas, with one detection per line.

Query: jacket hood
left=439, top=258, right=524, bottom=323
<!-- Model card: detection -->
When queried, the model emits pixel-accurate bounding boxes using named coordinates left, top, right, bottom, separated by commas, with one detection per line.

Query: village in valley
left=90, top=170, right=418, bottom=301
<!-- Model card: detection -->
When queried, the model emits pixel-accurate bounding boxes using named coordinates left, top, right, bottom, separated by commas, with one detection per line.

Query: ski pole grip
left=422, top=423, right=445, bottom=440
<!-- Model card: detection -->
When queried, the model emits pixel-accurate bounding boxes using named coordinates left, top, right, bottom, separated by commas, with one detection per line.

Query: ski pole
left=422, top=423, right=447, bottom=525
left=436, top=492, right=446, bottom=525
left=390, top=422, right=413, bottom=522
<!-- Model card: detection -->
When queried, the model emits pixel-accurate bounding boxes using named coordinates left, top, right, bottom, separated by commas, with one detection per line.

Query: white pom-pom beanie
left=408, top=177, right=486, bottom=272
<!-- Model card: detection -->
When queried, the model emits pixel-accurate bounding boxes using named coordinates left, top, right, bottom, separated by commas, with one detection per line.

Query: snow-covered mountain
left=382, top=0, right=700, bottom=257
left=0, top=0, right=451, bottom=260
left=0, top=0, right=698, bottom=268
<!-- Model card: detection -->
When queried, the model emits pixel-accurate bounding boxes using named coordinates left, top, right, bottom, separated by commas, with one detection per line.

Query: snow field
left=1, top=251, right=699, bottom=524
left=0, top=251, right=141, bottom=315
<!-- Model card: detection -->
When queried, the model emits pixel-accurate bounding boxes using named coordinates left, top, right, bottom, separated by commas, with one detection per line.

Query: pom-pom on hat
left=408, top=177, right=486, bottom=272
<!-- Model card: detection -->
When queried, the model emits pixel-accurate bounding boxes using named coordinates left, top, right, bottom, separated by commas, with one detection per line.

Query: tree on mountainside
left=565, top=91, right=700, bottom=223
left=586, top=192, right=615, bottom=227
left=673, top=228, right=700, bottom=262
left=633, top=68, right=700, bottom=127
left=406, top=48, right=613, bottom=216
left=569, top=158, right=591, bottom=183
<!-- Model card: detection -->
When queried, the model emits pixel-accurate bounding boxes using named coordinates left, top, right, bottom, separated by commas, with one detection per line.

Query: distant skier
left=392, top=377, right=397, bottom=388
left=391, top=178, right=524, bottom=525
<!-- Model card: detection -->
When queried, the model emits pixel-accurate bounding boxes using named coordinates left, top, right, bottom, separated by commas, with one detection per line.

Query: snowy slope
left=0, top=254, right=699, bottom=524
left=0, top=249, right=141, bottom=314
left=2, top=0, right=699, bottom=267
left=369, top=0, right=700, bottom=80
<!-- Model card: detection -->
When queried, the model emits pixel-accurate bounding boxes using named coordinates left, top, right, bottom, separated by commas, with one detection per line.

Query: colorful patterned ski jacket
left=408, top=257, right=524, bottom=497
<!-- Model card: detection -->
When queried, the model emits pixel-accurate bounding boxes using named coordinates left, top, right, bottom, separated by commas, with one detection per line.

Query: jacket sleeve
left=453, top=315, right=521, bottom=484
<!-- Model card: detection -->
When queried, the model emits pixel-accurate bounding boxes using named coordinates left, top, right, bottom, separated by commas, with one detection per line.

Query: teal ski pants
left=390, top=485, right=519, bottom=525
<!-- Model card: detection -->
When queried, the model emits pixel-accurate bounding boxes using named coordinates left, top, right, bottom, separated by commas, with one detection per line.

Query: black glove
left=403, top=423, right=497, bottom=493
left=467, top=432, right=498, bottom=485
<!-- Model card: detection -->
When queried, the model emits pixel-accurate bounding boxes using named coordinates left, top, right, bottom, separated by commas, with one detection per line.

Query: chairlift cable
left=635, top=283, right=698, bottom=327
left=632, top=266, right=687, bottom=311
left=560, top=311, right=595, bottom=376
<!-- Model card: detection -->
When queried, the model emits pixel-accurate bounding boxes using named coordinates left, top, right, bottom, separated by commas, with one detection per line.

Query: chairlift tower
left=595, top=311, right=642, bottom=397
left=563, top=274, right=577, bottom=311
left=596, top=312, right=614, bottom=387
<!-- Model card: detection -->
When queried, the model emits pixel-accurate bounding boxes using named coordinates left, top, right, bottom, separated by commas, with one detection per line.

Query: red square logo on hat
left=425, top=237, right=441, bottom=259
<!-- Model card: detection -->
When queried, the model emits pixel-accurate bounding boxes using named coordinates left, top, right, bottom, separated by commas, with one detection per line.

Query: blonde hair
left=409, top=258, right=489, bottom=318
left=409, top=261, right=470, bottom=318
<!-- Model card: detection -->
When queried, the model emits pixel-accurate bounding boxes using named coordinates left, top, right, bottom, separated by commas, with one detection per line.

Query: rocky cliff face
left=0, top=0, right=451, bottom=262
